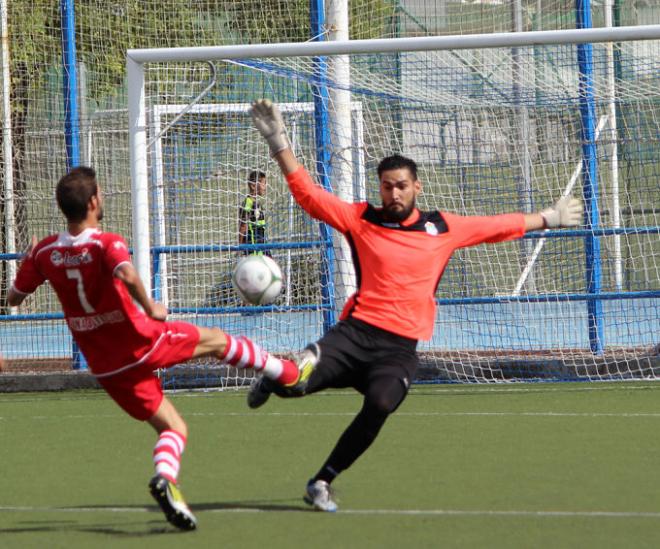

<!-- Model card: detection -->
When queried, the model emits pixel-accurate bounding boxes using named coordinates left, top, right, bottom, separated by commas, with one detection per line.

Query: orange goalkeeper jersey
left=287, top=166, right=526, bottom=341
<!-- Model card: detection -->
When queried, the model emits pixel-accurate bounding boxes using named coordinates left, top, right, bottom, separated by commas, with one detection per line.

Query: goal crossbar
left=127, top=24, right=660, bottom=64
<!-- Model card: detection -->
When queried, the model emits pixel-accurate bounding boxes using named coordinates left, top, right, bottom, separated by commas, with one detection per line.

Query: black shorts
left=305, top=317, right=419, bottom=395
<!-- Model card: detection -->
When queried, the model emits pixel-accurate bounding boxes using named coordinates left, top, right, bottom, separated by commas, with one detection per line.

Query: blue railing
left=2, top=226, right=659, bottom=322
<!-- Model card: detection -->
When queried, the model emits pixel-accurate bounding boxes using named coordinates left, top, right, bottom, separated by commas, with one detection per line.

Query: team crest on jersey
left=424, top=221, right=439, bottom=236
left=50, top=250, right=64, bottom=266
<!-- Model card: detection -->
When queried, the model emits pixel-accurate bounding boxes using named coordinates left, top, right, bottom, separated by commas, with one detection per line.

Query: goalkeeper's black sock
left=314, top=465, right=339, bottom=485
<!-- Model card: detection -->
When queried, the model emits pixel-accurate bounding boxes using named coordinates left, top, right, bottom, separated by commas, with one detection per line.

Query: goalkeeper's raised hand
left=540, top=196, right=583, bottom=228
left=251, top=99, right=290, bottom=156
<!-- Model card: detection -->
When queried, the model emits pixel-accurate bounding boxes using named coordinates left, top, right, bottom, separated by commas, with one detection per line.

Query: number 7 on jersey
left=66, top=268, right=95, bottom=313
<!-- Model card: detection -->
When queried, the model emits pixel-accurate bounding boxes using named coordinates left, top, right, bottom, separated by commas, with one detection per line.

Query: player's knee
left=193, top=326, right=228, bottom=360
left=365, top=394, right=398, bottom=416
left=364, top=379, right=407, bottom=416
left=173, top=420, right=188, bottom=439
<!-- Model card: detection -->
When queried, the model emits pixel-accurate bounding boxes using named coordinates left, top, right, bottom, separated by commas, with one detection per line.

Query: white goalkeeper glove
left=250, top=99, right=290, bottom=156
left=540, top=196, right=583, bottom=228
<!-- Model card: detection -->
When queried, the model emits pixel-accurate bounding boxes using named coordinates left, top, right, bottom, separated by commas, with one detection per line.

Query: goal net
left=127, top=27, right=660, bottom=387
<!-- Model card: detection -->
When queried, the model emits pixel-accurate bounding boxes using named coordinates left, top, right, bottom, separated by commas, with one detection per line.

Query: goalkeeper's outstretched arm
left=250, top=98, right=583, bottom=231
left=250, top=99, right=357, bottom=232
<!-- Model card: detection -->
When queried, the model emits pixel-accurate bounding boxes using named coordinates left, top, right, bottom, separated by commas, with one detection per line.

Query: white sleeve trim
left=112, top=260, right=132, bottom=276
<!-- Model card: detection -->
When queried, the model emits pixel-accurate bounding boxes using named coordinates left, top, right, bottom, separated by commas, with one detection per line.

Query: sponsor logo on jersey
left=50, top=248, right=93, bottom=268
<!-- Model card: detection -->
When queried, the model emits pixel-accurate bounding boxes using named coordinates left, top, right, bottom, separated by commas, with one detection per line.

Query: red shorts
left=97, top=321, right=200, bottom=420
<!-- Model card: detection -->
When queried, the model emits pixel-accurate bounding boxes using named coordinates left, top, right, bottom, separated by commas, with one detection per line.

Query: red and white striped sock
left=220, top=334, right=298, bottom=385
left=153, top=429, right=186, bottom=483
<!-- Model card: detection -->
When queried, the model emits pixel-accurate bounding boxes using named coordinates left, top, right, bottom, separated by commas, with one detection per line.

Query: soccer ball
left=231, top=254, right=283, bottom=306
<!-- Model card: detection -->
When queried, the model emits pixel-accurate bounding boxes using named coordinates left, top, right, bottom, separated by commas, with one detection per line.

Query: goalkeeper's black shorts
left=305, top=316, right=419, bottom=395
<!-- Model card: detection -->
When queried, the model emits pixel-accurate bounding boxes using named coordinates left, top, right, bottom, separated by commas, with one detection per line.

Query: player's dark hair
left=377, top=155, right=418, bottom=181
left=248, top=170, right=266, bottom=185
left=56, top=166, right=98, bottom=222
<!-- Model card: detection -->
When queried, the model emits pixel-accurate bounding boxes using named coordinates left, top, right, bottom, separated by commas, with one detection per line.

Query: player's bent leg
left=192, top=326, right=301, bottom=385
left=304, top=375, right=409, bottom=511
left=189, top=325, right=228, bottom=360
left=247, top=343, right=321, bottom=409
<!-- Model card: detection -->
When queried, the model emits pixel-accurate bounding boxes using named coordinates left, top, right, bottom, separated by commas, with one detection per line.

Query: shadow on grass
left=0, top=500, right=309, bottom=537
left=76, top=500, right=307, bottom=513
left=0, top=520, right=180, bottom=537
left=193, top=500, right=306, bottom=512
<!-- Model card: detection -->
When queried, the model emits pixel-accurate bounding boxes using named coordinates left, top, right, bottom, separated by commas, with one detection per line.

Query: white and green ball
left=231, top=254, right=283, bottom=306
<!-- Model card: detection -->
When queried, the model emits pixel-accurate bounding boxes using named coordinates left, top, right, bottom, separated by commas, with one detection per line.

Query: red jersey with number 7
left=286, top=166, right=527, bottom=341
left=11, top=228, right=166, bottom=376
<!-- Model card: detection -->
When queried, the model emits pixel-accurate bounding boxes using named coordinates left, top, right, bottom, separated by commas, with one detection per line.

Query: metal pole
left=127, top=57, right=152, bottom=299
left=61, top=0, right=87, bottom=369
left=512, top=0, right=535, bottom=292
left=311, top=0, right=337, bottom=332
left=327, top=0, right=356, bottom=306
left=613, top=0, right=628, bottom=289
left=605, top=0, right=622, bottom=290
left=576, top=0, right=605, bottom=354
left=127, top=25, right=660, bottom=63
left=61, top=0, right=80, bottom=168
left=1, top=0, right=17, bottom=315
left=78, top=61, right=90, bottom=166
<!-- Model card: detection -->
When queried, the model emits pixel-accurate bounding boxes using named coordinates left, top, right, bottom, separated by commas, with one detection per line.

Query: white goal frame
left=149, top=101, right=366, bottom=306
left=127, top=24, right=660, bottom=296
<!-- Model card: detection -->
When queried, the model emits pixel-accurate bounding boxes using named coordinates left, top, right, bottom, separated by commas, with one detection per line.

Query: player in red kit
left=7, top=166, right=314, bottom=531
left=248, top=99, right=584, bottom=512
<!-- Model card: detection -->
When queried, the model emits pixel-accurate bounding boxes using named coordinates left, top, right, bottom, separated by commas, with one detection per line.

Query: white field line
left=169, top=382, right=660, bottom=396
left=3, top=381, right=660, bottom=406
left=5, top=410, right=660, bottom=422
left=2, top=382, right=660, bottom=407
left=184, top=411, right=660, bottom=418
left=2, top=505, right=660, bottom=519
left=168, top=383, right=660, bottom=399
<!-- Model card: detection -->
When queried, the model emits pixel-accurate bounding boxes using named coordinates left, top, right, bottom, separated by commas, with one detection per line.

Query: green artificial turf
left=2, top=382, right=660, bottom=548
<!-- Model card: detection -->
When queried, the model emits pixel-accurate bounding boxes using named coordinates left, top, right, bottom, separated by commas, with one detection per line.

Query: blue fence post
left=61, top=0, right=86, bottom=369
left=310, top=0, right=337, bottom=333
left=576, top=0, right=605, bottom=354
left=61, top=0, right=80, bottom=169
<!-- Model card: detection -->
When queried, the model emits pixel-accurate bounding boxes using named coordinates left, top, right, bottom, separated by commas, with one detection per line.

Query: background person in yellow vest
left=238, top=170, right=268, bottom=255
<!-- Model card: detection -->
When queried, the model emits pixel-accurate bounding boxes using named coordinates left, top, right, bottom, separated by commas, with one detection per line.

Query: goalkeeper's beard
left=382, top=198, right=415, bottom=223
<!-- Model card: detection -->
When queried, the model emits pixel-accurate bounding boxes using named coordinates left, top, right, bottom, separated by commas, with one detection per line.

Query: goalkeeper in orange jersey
left=248, top=99, right=583, bottom=512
